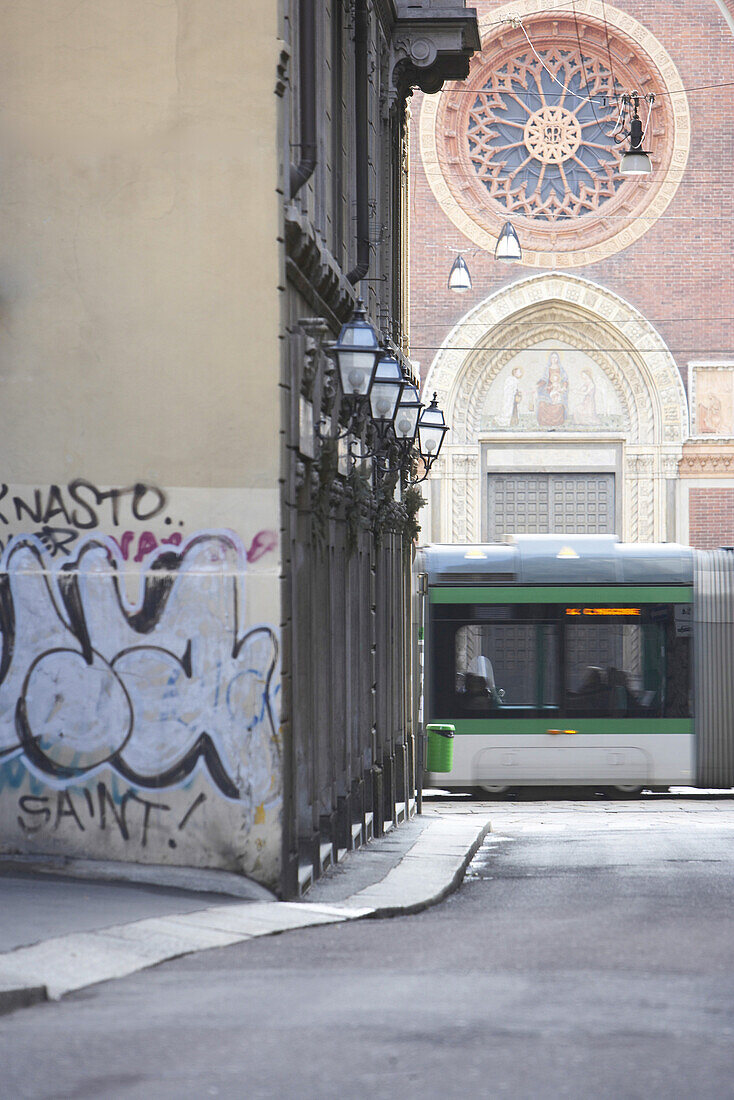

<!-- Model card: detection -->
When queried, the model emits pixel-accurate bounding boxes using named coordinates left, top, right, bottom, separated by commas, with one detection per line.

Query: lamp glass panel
left=418, top=419, right=447, bottom=456
left=339, top=348, right=378, bottom=394
left=418, top=404, right=448, bottom=456
left=336, top=310, right=380, bottom=395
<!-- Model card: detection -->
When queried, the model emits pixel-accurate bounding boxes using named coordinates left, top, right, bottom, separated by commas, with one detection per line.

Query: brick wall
left=409, top=0, right=734, bottom=393
left=689, top=488, right=734, bottom=548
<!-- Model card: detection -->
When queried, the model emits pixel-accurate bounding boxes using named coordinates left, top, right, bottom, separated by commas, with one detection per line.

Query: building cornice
left=680, top=441, right=734, bottom=477
left=284, top=204, right=355, bottom=328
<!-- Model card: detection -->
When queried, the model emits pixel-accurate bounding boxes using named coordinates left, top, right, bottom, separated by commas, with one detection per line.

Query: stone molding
left=422, top=273, right=688, bottom=543
left=285, top=204, right=356, bottom=326
left=424, top=273, right=689, bottom=445
left=679, top=443, right=734, bottom=477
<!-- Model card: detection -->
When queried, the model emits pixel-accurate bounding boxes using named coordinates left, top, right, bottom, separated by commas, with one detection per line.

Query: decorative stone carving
left=275, top=47, right=290, bottom=99
left=388, top=4, right=481, bottom=113
left=680, top=451, right=734, bottom=475
left=419, top=0, right=691, bottom=268
left=660, top=453, right=680, bottom=479
left=451, top=468, right=468, bottom=543
left=298, top=317, right=330, bottom=400
left=295, top=459, right=307, bottom=493
left=423, top=273, right=688, bottom=545
left=450, top=453, right=479, bottom=542
left=425, top=273, right=688, bottom=449
left=285, top=206, right=356, bottom=323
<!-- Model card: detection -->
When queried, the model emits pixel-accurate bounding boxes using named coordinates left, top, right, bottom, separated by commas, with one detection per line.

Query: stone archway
left=422, top=273, right=689, bottom=544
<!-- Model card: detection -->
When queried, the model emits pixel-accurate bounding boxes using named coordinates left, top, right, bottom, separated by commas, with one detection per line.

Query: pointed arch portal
left=422, top=274, right=689, bottom=544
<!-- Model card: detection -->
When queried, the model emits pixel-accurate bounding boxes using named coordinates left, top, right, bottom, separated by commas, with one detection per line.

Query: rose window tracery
left=419, top=4, right=690, bottom=267
left=468, top=49, right=624, bottom=220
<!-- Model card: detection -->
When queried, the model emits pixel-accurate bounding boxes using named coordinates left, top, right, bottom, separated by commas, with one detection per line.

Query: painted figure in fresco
left=536, top=352, right=568, bottom=429
left=577, top=367, right=597, bottom=424
left=502, top=365, right=524, bottom=428
left=699, top=392, right=724, bottom=434
left=510, top=387, right=522, bottom=428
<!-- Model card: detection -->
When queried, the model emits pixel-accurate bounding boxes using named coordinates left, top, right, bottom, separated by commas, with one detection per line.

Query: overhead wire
left=599, top=0, right=620, bottom=102
left=409, top=346, right=734, bottom=354
left=412, top=317, right=734, bottom=326
left=455, top=12, right=734, bottom=103
left=570, top=0, right=624, bottom=139
left=514, top=19, right=595, bottom=103
left=448, top=79, right=734, bottom=98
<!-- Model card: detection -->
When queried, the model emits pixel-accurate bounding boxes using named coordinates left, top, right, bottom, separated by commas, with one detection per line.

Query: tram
left=416, top=535, right=734, bottom=792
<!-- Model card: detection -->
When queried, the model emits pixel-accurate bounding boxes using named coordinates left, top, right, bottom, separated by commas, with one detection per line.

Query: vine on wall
left=310, top=442, right=427, bottom=555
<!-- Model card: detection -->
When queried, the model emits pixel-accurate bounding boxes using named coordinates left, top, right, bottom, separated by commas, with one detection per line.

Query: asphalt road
left=3, top=794, right=734, bottom=1099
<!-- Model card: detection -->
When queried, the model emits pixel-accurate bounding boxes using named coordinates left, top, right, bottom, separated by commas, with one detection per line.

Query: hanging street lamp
left=620, top=93, right=653, bottom=176
left=448, top=253, right=472, bottom=292
left=495, top=221, right=522, bottom=261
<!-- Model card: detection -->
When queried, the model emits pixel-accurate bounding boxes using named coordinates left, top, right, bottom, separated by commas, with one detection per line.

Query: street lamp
left=369, top=350, right=405, bottom=432
left=620, top=93, right=653, bottom=176
left=394, top=382, right=424, bottom=443
left=495, top=221, right=522, bottom=262
left=448, top=253, right=472, bottom=292
left=327, top=299, right=382, bottom=399
left=417, top=392, right=450, bottom=470
left=315, top=303, right=453, bottom=488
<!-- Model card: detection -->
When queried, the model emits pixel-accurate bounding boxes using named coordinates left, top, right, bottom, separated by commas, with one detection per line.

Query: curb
left=350, top=816, right=492, bottom=916
left=0, top=815, right=490, bottom=1014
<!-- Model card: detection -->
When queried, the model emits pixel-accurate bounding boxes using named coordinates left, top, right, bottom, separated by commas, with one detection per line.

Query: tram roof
left=418, top=535, right=694, bottom=586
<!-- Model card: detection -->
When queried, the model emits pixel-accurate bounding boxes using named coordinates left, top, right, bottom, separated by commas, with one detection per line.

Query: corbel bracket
left=388, top=4, right=480, bottom=114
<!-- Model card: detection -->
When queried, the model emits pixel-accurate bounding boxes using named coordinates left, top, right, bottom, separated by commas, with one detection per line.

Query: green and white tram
left=416, top=535, right=734, bottom=792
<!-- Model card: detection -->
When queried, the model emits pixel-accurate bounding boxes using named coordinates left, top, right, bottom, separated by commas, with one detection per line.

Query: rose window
left=420, top=8, right=690, bottom=267
left=468, top=50, right=624, bottom=220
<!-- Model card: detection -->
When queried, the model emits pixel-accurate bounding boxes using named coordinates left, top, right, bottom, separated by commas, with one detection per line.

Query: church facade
left=410, top=0, right=734, bottom=549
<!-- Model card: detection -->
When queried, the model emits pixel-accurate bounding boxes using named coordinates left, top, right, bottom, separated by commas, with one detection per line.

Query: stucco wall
left=0, top=2, right=283, bottom=886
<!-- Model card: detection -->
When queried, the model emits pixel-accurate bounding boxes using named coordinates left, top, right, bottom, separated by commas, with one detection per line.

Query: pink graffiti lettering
left=110, top=530, right=183, bottom=562
left=246, top=530, right=277, bottom=563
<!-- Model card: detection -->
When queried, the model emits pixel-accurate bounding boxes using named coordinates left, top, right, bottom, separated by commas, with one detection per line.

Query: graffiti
left=0, top=480, right=177, bottom=558
left=110, top=530, right=183, bottom=562
left=0, top=533, right=280, bottom=810
left=16, top=785, right=207, bottom=847
left=246, top=530, right=278, bottom=563
left=0, top=479, right=169, bottom=529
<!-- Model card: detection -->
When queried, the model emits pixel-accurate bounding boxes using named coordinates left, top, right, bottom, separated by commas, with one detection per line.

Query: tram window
left=565, top=622, right=665, bottom=717
left=449, top=622, right=559, bottom=716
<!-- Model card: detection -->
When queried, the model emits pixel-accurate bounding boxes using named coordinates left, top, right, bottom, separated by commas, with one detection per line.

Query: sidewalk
left=0, top=807, right=490, bottom=1015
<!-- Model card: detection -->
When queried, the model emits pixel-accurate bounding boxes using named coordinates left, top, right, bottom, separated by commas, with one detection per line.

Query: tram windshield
left=431, top=602, right=691, bottom=720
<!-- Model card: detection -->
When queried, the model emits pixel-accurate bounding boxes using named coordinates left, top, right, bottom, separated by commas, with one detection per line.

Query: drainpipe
left=347, top=0, right=370, bottom=284
left=290, top=0, right=317, bottom=198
